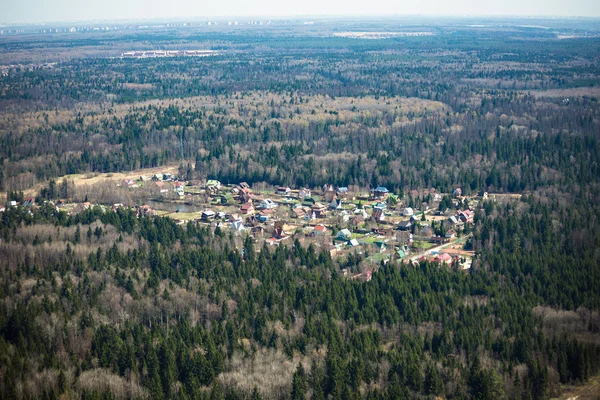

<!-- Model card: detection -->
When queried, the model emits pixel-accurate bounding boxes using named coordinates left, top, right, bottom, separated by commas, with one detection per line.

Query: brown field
left=22, top=164, right=182, bottom=198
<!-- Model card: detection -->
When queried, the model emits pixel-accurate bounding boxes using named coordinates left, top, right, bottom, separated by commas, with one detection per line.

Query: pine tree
left=425, top=364, right=443, bottom=396
left=291, top=363, right=307, bottom=400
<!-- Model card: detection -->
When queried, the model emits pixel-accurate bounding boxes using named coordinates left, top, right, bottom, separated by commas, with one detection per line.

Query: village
left=2, top=170, right=488, bottom=279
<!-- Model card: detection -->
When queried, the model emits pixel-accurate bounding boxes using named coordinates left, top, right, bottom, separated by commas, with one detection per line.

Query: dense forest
left=1, top=17, right=600, bottom=399
left=0, top=189, right=599, bottom=399
left=1, top=22, right=600, bottom=194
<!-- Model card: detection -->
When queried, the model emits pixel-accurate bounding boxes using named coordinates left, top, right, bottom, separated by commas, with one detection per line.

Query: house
left=397, top=220, right=413, bottom=231
left=230, top=220, right=245, bottom=232
left=372, top=227, right=394, bottom=236
left=227, top=213, right=242, bottom=222
left=139, top=205, right=156, bottom=217
left=246, top=215, right=260, bottom=227
left=311, top=202, right=327, bottom=218
left=453, top=188, right=463, bottom=197
left=374, top=202, right=387, bottom=210
left=152, top=173, right=163, bottom=181
left=337, top=187, right=349, bottom=197
left=240, top=190, right=253, bottom=203
left=8, top=201, right=17, bottom=207
left=124, top=179, right=137, bottom=188
left=445, top=229, right=457, bottom=239
left=292, top=206, right=309, bottom=219
left=435, top=252, right=453, bottom=265
left=458, top=210, right=474, bottom=224
left=206, top=180, right=221, bottom=189
left=239, top=182, right=250, bottom=189
left=347, top=239, right=360, bottom=247
left=274, top=221, right=286, bottom=239
left=329, top=198, right=342, bottom=210
left=216, top=212, right=226, bottom=219
left=478, top=190, right=489, bottom=200
left=298, top=188, right=311, bottom=199
left=350, top=215, right=364, bottom=228
left=402, top=207, right=414, bottom=217
left=372, top=208, right=385, bottom=222
left=336, top=229, right=352, bottom=241
left=277, top=186, right=291, bottom=195
left=430, top=236, right=448, bottom=245
left=201, top=210, right=216, bottom=221
left=447, top=216, right=463, bottom=227
left=373, top=186, right=389, bottom=199
left=239, top=187, right=253, bottom=196
left=259, top=199, right=277, bottom=210
left=396, top=230, right=412, bottom=246
left=312, top=225, right=328, bottom=236
left=174, top=182, right=185, bottom=196
left=266, top=238, right=279, bottom=246
left=220, top=194, right=234, bottom=205
left=163, top=173, right=173, bottom=181
left=373, top=240, right=387, bottom=252
left=23, top=198, right=35, bottom=207
left=433, top=193, right=443, bottom=202
left=240, top=202, right=255, bottom=215
left=324, top=185, right=337, bottom=202
left=354, top=208, right=369, bottom=219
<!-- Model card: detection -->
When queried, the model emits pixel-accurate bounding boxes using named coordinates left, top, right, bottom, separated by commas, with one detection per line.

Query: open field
left=555, top=375, right=600, bottom=399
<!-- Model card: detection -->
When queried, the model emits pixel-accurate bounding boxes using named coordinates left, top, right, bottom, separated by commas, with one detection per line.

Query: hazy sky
left=4, top=0, right=600, bottom=24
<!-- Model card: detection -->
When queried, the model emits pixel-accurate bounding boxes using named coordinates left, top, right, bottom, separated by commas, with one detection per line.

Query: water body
left=145, top=200, right=203, bottom=213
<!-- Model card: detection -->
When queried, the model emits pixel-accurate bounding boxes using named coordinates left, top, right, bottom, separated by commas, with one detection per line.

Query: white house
left=201, top=210, right=216, bottom=220
left=230, top=220, right=245, bottom=232
left=402, top=207, right=414, bottom=217
left=298, top=188, right=311, bottom=199
left=259, top=199, right=277, bottom=209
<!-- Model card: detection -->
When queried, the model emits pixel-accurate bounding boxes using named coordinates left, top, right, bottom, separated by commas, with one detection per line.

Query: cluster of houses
left=180, top=180, right=479, bottom=267
left=6, top=172, right=482, bottom=270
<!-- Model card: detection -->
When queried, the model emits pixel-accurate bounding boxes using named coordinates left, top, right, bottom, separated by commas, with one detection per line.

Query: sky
left=3, top=0, right=600, bottom=24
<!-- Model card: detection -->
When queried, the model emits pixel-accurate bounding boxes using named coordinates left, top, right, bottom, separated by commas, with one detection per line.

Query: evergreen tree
left=291, top=363, right=307, bottom=400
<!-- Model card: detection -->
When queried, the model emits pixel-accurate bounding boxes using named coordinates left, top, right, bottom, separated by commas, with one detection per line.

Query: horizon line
left=3, top=13, right=600, bottom=26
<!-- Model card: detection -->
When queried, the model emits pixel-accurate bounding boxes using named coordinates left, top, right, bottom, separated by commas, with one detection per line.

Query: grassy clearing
left=554, top=374, right=600, bottom=399
left=413, top=241, right=435, bottom=250
left=165, top=212, right=203, bottom=221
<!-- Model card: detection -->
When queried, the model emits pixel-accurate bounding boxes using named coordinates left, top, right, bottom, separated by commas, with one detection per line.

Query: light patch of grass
left=166, top=212, right=203, bottom=221
left=413, top=241, right=435, bottom=250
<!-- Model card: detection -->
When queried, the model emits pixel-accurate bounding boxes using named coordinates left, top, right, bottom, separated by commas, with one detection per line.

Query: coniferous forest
left=1, top=16, right=600, bottom=400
